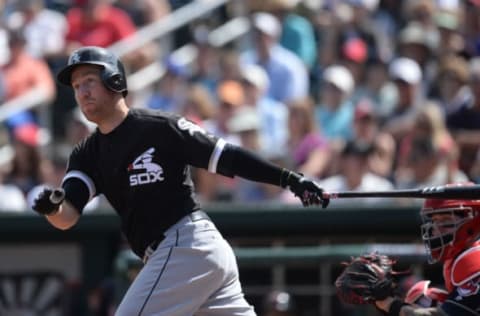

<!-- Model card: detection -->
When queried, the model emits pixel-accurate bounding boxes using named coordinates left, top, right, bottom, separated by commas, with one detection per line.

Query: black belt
left=143, top=210, right=211, bottom=263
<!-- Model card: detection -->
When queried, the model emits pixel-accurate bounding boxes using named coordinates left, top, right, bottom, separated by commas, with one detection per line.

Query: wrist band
left=387, top=299, right=409, bottom=316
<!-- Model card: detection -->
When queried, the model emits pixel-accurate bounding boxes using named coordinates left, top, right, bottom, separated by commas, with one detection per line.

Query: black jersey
left=63, top=109, right=224, bottom=257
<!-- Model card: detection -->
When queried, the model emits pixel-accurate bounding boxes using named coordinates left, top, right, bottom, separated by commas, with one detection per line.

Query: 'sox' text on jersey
left=128, top=147, right=165, bottom=186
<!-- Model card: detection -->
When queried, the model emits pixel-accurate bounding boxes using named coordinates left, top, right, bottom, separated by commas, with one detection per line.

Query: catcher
left=335, top=185, right=480, bottom=315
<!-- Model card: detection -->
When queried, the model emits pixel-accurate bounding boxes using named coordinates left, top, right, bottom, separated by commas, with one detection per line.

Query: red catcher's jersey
left=441, top=241, right=480, bottom=315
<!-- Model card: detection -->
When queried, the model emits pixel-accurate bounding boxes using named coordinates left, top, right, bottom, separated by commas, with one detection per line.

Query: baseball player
left=336, top=182, right=480, bottom=316
left=31, top=46, right=328, bottom=316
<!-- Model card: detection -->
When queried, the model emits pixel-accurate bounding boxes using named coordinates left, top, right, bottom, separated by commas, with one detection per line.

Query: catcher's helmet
left=57, top=46, right=128, bottom=96
left=420, top=182, right=480, bottom=263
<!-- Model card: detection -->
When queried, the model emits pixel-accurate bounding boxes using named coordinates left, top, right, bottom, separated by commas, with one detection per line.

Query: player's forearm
left=216, top=144, right=287, bottom=186
left=45, top=201, right=80, bottom=230
left=216, top=144, right=327, bottom=207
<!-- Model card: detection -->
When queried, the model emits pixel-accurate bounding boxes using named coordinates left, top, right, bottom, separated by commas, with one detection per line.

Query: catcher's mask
left=57, top=46, right=128, bottom=96
left=420, top=183, right=480, bottom=263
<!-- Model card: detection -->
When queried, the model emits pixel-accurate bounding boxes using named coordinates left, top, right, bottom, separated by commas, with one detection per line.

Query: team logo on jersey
left=128, top=148, right=164, bottom=186
left=177, top=117, right=206, bottom=136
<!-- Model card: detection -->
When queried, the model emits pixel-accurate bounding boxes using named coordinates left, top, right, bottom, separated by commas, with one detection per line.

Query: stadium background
left=0, top=0, right=478, bottom=315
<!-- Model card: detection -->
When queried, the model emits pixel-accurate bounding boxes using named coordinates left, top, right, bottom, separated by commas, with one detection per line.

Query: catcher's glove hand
left=335, top=253, right=399, bottom=305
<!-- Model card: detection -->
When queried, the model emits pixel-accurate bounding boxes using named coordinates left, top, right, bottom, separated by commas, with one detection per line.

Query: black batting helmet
left=57, top=46, right=128, bottom=96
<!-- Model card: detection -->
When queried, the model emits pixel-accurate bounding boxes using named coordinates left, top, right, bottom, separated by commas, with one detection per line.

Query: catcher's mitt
left=335, top=253, right=401, bottom=305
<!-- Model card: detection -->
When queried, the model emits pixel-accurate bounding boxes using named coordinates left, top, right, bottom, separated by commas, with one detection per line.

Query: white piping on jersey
left=62, top=170, right=96, bottom=201
left=208, top=138, right=226, bottom=173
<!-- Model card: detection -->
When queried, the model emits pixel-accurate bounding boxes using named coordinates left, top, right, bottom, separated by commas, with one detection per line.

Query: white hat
left=389, top=57, right=422, bottom=85
left=240, top=64, right=270, bottom=91
left=252, top=12, right=281, bottom=38
left=227, top=107, right=260, bottom=133
left=469, top=57, right=480, bottom=77
left=323, top=65, right=354, bottom=95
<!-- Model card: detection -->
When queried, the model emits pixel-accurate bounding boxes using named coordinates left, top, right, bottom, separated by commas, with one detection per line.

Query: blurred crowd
left=0, top=0, right=479, bottom=213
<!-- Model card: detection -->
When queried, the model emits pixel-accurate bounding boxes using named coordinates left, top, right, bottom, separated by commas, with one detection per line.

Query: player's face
left=71, top=65, right=116, bottom=123
left=430, top=212, right=456, bottom=237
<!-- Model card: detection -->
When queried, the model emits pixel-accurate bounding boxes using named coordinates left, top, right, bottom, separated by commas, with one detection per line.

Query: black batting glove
left=281, top=170, right=329, bottom=208
left=32, top=187, right=65, bottom=215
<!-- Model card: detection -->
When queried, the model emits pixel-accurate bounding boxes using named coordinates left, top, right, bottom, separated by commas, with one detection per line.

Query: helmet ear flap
left=106, top=73, right=125, bottom=92
left=101, top=68, right=126, bottom=95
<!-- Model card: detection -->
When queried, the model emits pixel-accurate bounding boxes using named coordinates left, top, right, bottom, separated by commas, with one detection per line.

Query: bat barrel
left=322, top=185, right=480, bottom=200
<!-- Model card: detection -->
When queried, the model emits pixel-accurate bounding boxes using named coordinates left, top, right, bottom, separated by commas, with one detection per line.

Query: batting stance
left=31, top=46, right=328, bottom=315
left=335, top=182, right=480, bottom=316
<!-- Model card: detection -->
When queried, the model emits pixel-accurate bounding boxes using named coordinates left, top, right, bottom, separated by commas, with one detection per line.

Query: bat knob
left=49, top=188, right=65, bottom=204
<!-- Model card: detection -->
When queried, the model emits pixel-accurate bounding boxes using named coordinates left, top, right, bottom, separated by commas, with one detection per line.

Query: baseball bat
left=322, top=184, right=480, bottom=200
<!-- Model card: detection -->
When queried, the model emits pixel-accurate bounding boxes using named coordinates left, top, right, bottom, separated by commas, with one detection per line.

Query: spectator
left=63, top=0, right=153, bottom=71
left=8, top=0, right=67, bottom=64
left=352, top=98, right=396, bottom=179
left=396, top=21, right=439, bottom=87
left=113, top=0, right=171, bottom=27
left=204, top=80, right=244, bottom=145
left=266, top=0, right=317, bottom=70
left=403, top=0, right=438, bottom=30
left=463, top=0, right=480, bottom=57
left=4, top=123, right=45, bottom=196
left=64, top=0, right=136, bottom=51
left=239, top=63, right=289, bottom=158
left=395, top=136, right=468, bottom=190
left=396, top=101, right=462, bottom=186
left=314, top=64, right=355, bottom=143
left=241, top=12, right=309, bottom=103
left=446, top=57, right=480, bottom=178
left=382, top=57, right=424, bottom=142
left=180, top=83, right=216, bottom=125
left=337, top=0, right=385, bottom=64
left=339, top=36, right=369, bottom=102
left=433, top=9, right=465, bottom=59
left=287, top=97, right=331, bottom=179
left=227, top=107, right=283, bottom=202
left=1, top=28, right=55, bottom=103
left=318, top=140, right=394, bottom=205
left=0, top=28, right=55, bottom=146
left=217, top=49, right=242, bottom=83
left=189, top=25, right=219, bottom=96
left=145, top=55, right=189, bottom=113
left=112, top=0, right=169, bottom=68
left=432, top=54, right=470, bottom=116
left=362, top=58, right=397, bottom=118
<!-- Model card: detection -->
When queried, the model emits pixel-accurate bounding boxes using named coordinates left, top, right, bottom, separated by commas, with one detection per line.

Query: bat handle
left=322, top=192, right=336, bottom=199
left=49, top=188, right=65, bottom=204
